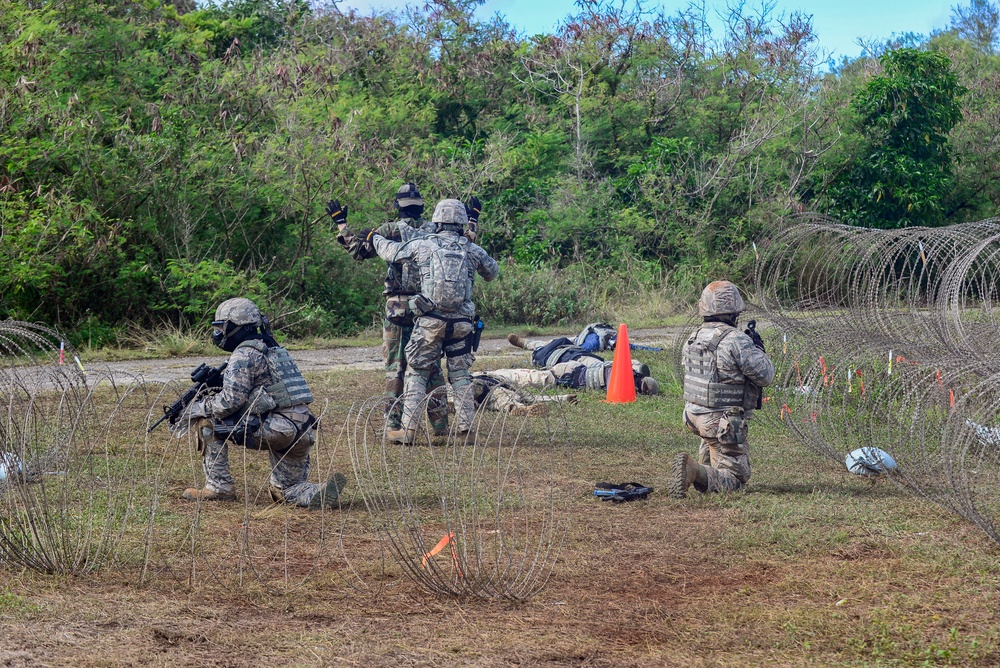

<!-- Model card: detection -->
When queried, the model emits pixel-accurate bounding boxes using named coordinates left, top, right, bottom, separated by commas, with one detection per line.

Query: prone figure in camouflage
left=505, top=334, right=659, bottom=396
left=372, top=199, right=499, bottom=443
left=180, top=298, right=348, bottom=508
left=468, top=362, right=659, bottom=416
left=671, top=281, right=774, bottom=498
left=328, top=184, right=449, bottom=436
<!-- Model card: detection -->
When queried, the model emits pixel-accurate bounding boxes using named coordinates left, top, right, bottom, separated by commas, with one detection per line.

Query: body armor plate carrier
left=682, top=325, right=750, bottom=410
left=585, top=364, right=608, bottom=390
left=238, top=340, right=314, bottom=412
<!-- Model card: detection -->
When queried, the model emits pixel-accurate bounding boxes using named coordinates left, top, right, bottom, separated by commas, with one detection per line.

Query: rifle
left=148, top=361, right=228, bottom=433
left=744, top=320, right=765, bottom=353
left=744, top=320, right=765, bottom=410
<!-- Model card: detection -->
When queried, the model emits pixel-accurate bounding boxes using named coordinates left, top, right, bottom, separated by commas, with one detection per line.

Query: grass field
left=0, top=347, right=998, bottom=667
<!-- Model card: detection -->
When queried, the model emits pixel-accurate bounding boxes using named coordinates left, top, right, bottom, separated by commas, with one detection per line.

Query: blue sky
left=334, top=0, right=955, bottom=64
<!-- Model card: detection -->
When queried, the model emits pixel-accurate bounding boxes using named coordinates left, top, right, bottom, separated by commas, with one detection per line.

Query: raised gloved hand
left=464, top=195, right=481, bottom=224
left=326, top=199, right=348, bottom=228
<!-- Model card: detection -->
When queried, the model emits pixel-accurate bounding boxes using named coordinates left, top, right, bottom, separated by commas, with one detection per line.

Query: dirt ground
left=2, top=327, right=999, bottom=666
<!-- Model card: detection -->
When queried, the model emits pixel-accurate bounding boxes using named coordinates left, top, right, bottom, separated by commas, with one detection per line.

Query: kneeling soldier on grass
left=177, top=298, right=347, bottom=508
left=672, top=281, right=774, bottom=498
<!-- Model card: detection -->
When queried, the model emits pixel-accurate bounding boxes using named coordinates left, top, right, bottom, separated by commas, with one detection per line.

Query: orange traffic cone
left=605, top=323, right=637, bottom=403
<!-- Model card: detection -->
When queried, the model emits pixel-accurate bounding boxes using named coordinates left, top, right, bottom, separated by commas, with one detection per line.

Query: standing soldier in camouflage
left=179, top=298, right=348, bottom=507
left=328, top=184, right=458, bottom=440
left=671, top=281, right=774, bottom=497
left=371, top=199, right=499, bottom=443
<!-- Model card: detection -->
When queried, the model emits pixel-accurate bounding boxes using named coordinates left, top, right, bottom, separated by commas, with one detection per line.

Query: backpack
left=424, top=234, right=472, bottom=313
left=575, top=323, right=617, bottom=351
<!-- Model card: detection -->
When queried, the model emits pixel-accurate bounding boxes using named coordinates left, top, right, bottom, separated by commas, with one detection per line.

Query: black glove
left=357, top=228, right=377, bottom=259
left=465, top=196, right=481, bottom=224
left=744, top=320, right=766, bottom=353
left=326, top=199, right=348, bottom=227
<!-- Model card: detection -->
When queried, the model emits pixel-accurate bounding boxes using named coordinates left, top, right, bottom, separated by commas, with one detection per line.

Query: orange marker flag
left=421, top=532, right=455, bottom=570
left=605, top=323, right=637, bottom=403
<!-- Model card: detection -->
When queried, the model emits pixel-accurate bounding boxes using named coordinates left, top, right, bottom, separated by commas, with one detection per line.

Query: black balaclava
left=703, top=313, right=739, bottom=327
left=212, top=322, right=256, bottom=352
left=397, top=203, right=425, bottom=220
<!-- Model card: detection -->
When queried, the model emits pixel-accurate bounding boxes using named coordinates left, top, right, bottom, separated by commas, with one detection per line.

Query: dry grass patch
left=0, top=356, right=998, bottom=665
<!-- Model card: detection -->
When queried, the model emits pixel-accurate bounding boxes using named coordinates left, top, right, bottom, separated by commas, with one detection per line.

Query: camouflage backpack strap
left=235, top=339, right=268, bottom=354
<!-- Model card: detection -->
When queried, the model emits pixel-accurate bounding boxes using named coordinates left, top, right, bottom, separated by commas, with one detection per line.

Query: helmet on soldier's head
left=213, top=298, right=262, bottom=328
left=432, top=199, right=468, bottom=231
left=639, top=377, right=660, bottom=396
left=212, top=298, right=262, bottom=351
left=395, top=182, right=423, bottom=208
left=698, top=281, right=745, bottom=317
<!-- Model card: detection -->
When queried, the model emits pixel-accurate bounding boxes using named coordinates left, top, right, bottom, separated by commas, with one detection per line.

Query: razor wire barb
left=714, top=215, right=1000, bottom=547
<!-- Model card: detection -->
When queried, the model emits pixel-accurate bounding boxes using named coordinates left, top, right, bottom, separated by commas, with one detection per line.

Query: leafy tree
left=823, top=48, right=965, bottom=228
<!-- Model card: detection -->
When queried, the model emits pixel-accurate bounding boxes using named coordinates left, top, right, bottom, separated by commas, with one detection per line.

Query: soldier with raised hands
left=370, top=199, right=499, bottom=444
left=328, top=183, right=450, bottom=438
left=671, top=281, right=774, bottom=498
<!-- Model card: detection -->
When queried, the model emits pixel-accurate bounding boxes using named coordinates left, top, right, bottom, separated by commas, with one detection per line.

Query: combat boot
left=507, top=333, right=527, bottom=349
left=182, top=486, right=237, bottom=502
left=308, top=473, right=349, bottom=510
left=668, top=453, right=706, bottom=498
left=387, top=428, right=417, bottom=445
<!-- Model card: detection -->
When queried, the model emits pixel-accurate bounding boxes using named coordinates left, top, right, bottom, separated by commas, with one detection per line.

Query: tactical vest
left=585, top=364, right=609, bottom=390
left=531, top=337, right=602, bottom=369
left=575, top=323, right=617, bottom=351
left=471, top=374, right=510, bottom=405
left=682, top=324, right=749, bottom=410
left=423, top=233, right=473, bottom=313
left=237, top=340, right=313, bottom=412
left=384, top=218, right=425, bottom=297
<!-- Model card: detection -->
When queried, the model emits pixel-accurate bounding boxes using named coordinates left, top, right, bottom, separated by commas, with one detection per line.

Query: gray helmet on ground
left=395, top=182, right=423, bottom=208
left=639, top=376, right=659, bottom=396
left=213, top=297, right=262, bottom=328
left=432, top=199, right=468, bottom=230
left=698, top=281, right=745, bottom=317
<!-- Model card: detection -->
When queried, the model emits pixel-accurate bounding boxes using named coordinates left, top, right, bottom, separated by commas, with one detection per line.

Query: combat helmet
left=432, top=199, right=468, bottom=232
left=212, top=297, right=263, bottom=351
left=697, top=281, right=745, bottom=317
left=395, top=182, right=423, bottom=208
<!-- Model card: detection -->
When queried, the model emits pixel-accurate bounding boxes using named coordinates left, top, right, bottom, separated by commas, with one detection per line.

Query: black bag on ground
left=593, top=481, right=654, bottom=503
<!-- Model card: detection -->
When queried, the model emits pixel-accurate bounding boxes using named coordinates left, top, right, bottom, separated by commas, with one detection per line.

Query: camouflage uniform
left=681, top=292, right=775, bottom=494
left=191, top=342, right=324, bottom=505
left=182, top=298, right=346, bottom=507
left=372, top=200, right=499, bottom=434
left=337, top=217, right=447, bottom=433
left=469, top=370, right=576, bottom=415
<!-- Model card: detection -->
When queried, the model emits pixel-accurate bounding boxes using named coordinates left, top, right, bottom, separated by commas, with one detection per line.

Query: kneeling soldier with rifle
left=172, top=298, right=347, bottom=508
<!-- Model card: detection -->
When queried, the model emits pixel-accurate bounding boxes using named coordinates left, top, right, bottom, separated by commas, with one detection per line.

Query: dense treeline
left=0, top=0, right=995, bottom=341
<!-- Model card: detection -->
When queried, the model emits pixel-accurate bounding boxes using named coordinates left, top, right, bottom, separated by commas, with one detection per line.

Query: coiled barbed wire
left=715, top=216, right=1000, bottom=547
left=348, top=385, right=573, bottom=600
left=0, top=321, right=147, bottom=574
